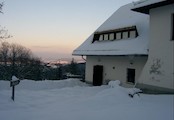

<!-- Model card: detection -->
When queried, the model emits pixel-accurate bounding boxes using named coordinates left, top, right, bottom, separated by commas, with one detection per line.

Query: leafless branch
left=0, top=2, right=4, bottom=13
left=0, top=26, right=12, bottom=40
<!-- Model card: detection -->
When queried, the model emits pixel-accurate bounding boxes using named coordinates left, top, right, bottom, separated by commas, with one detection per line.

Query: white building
left=73, top=0, right=174, bottom=93
left=132, top=0, right=174, bottom=93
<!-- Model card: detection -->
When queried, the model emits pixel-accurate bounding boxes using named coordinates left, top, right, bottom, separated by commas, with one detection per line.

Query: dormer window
left=116, top=32, right=122, bottom=40
left=109, top=33, right=114, bottom=40
left=122, top=31, right=129, bottom=39
left=92, top=26, right=138, bottom=43
left=130, top=30, right=137, bottom=38
left=99, top=35, right=103, bottom=41
left=104, top=34, right=109, bottom=40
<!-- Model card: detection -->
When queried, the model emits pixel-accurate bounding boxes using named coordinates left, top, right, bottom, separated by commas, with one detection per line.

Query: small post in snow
left=11, top=85, right=15, bottom=101
left=10, top=76, right=20, bottom=101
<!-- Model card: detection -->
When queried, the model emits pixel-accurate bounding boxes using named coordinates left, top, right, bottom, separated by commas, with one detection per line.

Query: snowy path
left=0, top=79, right=173, bottom=120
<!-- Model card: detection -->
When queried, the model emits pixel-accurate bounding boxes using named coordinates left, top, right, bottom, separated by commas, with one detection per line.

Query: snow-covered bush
left=108, top=80, right=121, bottom=88
left=128, top=88, right=142, bottom=98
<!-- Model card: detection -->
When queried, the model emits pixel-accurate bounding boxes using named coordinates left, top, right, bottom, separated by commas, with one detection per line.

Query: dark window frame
left=92, top=26, right=138, bottom=43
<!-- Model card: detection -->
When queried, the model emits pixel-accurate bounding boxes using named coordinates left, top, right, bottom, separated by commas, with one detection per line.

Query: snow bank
left=108, top=80, right=121, bottom=88
left=0, top=79, right=88, bottom=91
left=0, top=79, right=173, bottom=120
left=108, top=80, right=142, bottom=98
left=0, top=80, right=11, bottom=90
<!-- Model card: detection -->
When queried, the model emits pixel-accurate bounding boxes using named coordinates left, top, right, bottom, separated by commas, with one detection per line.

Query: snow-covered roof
left=72, top=3, right=149, bottom=56
left=132, top=0, right=166, bottom=8
left=132, top=0, right=174, bottom=14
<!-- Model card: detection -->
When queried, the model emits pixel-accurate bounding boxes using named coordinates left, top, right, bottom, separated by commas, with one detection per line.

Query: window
left=116, top=32, right=122, bottom=40
left=109, top=33, right=115, bottom=40
left=104, top=34, right=109, bottom=40
left=92, top=26, right=138, bottom=43
left=129, top=30, right=136, bottom=38
left=99, top=35, right=103, bottom=41
left=122, top=31, right=129, bottom=39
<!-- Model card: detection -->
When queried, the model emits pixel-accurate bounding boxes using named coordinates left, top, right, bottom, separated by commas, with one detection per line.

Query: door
left=127, top=68, right=135, bottom=84
left=93, top=65, right=103, bottom=86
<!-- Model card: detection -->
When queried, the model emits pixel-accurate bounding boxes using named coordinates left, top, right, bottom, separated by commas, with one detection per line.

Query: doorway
left=93, top=65, right=103, bottom=86
left=127, top=68, right=135, bottom=84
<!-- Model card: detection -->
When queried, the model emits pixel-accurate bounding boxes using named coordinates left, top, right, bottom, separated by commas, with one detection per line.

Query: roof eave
left=72, top=53, right=148, bottom=57
left=132, top=0, right=174, bottom=14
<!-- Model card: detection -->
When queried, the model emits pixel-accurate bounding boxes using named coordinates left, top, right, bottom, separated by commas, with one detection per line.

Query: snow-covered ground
left=0, top=79, right=173, bottom=120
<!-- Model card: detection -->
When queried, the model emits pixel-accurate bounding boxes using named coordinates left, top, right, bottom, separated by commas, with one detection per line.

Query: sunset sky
left=0, top=0, right=133, bottom=61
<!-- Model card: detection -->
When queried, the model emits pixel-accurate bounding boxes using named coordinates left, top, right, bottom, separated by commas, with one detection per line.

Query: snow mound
left=108, top=80, right=121, bottom=88
left=0, top=79, right=89, bottom=91
left=107, top=80, right=142, bottom=98
left=11, top=76, right=19, bottom=81
left=128, top=88, right=142, bottom=94
left=128, top=88, right=142, bottom=98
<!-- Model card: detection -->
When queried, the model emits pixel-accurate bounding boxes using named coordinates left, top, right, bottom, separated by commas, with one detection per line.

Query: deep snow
left=0, top=79, right=173, bottom=120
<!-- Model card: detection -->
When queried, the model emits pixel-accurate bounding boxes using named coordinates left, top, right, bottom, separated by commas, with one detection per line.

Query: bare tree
left=0, top=2, right=12, bottom=40
left=0, top=26, right=12, bottom=40
left=17, top=46, right=32, bottom=65
left=0, top=42, right=10, bottom=66
left=0, top=2, right=3, bottom=13
left=8, top=43, right=32, bottom=76
left=0, top=41, right=10, bottom=80
left=0, top=42, right=43, bottom=80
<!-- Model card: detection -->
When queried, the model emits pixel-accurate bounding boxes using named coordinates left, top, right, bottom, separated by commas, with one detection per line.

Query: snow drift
left=0, top=79, right=173, bottom=120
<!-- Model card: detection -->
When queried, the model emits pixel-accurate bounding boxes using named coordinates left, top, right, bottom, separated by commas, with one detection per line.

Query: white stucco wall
left=85, top=56, right=147, bottom=87
left=138, top=4, right=174, bottom=90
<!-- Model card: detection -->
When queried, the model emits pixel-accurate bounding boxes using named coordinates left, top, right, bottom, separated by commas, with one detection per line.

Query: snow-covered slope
left=73, top=3, right=149, bottom=56
left=0, top=79, right=173, bottom=120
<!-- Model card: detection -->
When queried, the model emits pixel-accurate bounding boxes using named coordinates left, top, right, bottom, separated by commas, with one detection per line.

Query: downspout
left=81, top=55, right=86, bottom=61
